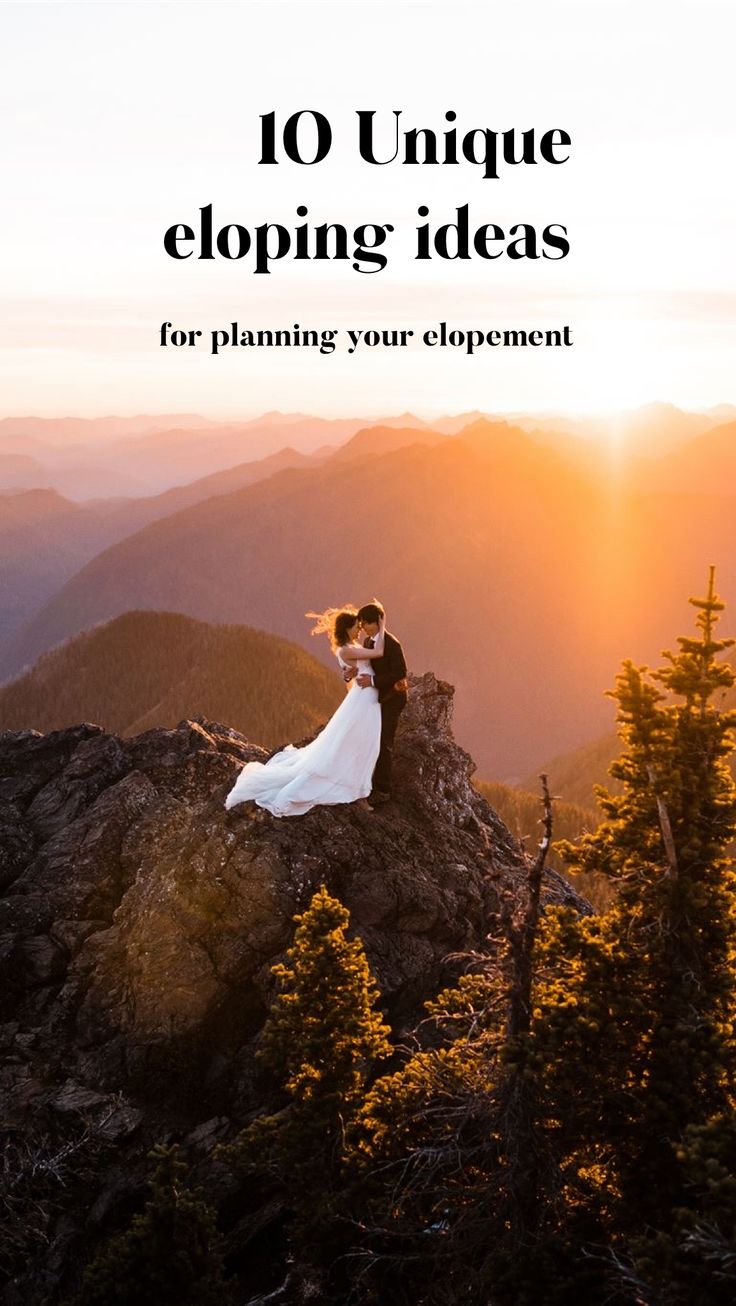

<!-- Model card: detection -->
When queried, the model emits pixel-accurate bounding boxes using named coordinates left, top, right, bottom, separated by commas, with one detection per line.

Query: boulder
left=0, top=671, right=590, bottom=1302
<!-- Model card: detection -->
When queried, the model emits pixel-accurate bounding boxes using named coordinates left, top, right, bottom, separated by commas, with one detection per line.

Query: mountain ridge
left=0, top=437, right=612, bottom=773
left=0, top=610, right=343, bottom=748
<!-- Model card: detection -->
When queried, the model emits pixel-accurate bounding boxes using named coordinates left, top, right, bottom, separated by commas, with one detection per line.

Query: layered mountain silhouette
left=515, top=401, right=724, bottom=457
left=330, top=423, right=445, bottom=463
left=0, top=611, right=342, bottom=746
left=87, top=416, right=346, bottom=493
left=0, top=415, right=219, bottom=498
left=3, top=405, right=736, bottom=776
left=91, top=446, right=319, bottom=542
left=0, top=413, right=216, bottom=443
left=0, top=425, right=451, bottom=644
left=0, top=452, right=49, bottom=490
left=0, top=412, right=437, bottom=499
left=0, top=490, right=118, bottom=641
left=645, top=418, right=736, bottom=495
left=0, top=425, right=668, bottom=775
left=93, top=423, right=448, bottom=541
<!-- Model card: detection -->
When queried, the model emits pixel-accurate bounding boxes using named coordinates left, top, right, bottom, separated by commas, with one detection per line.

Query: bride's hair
left=306, top=605, right=358, bottom=650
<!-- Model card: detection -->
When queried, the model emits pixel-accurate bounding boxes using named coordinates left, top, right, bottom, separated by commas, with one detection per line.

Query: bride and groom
left=224, top=601, right=408, bottom=818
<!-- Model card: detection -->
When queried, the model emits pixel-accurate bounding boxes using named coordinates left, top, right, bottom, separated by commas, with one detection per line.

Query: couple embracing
left=224, top=601, right=408, bottom=818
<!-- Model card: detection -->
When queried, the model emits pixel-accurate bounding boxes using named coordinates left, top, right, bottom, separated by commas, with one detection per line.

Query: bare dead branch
left=646, top=764, right=678, bottom=874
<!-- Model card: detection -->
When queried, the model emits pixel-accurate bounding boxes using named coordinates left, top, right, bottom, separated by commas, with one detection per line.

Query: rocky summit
left=0, top=672, right=588, bottom=1302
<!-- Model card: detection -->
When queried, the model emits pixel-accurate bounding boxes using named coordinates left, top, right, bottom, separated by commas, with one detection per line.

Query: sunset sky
left=1, top=0, right=734, bottom=419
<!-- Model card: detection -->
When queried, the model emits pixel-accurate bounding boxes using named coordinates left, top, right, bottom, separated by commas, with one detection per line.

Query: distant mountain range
left=7, top=418, right=736, bottom=776
left=1, top=402, right=730, bottom=498
left=90, top=446, right=320, bottom=541
left=0, top=489, right=117, bottom=641
left=0, top=426, right=445, bottom=645
left=0, top=611, right=342, bottom=747
left=2, top=404, right=736, bottom=776
left=646, top=419, right=736, bottom=495
left=0, top=411, right=432, bottom=499
left=0, top=413, right=218, bottom=446
left=0, top=414, right=222, bottom=497
left=516, top=401, right=725, bottom=457
left=1, top=403, right=731, bottom=500
left=330, top=423, right=446, bottom=463
left=0, top=453, right=50, bottom=491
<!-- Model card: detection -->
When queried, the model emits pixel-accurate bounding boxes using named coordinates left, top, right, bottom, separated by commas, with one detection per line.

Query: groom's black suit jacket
left=369, top=631, right=408, bottom=705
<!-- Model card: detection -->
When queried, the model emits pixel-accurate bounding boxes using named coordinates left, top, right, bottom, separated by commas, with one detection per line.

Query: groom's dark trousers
left=366, top=631, right=408, bottom=794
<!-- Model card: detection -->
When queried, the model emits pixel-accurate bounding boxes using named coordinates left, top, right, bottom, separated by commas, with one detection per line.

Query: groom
left=345, top=601, right=408, bottom=807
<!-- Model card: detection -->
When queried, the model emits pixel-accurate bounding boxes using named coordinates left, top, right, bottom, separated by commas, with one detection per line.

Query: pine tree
left=257, top=884, right=392, bottom=1135
left=73, top=1143, right=229, bottom=1306
left=532, top=569, right=736, bottom=1287
left=324, top=575, right=736, bottom=1304
left=218, top=885, right=391, bottom=1294
left=665, top=1111, right=736, bottom=1303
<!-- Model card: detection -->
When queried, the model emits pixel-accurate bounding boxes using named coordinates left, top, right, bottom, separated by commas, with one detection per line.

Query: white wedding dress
left=224, top=649, right=381, bottom=817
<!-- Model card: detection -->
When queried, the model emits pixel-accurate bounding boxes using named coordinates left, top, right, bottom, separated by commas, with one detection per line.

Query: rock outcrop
left=0, top=672, right=588, bottom=1302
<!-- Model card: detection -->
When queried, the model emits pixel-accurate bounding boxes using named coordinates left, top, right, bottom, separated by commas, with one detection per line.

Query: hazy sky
left=1, top=0, right=734, bottom=418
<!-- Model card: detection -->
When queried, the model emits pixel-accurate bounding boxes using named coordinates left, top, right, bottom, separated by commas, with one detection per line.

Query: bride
left=224, top=606, right=385, bottom=817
